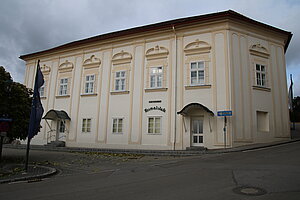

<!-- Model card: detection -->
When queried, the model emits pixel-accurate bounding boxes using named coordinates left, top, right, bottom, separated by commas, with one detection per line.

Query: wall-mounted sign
left=217, top=111, right=232, bottom=117
left=144, top=106, right=166, bottom=113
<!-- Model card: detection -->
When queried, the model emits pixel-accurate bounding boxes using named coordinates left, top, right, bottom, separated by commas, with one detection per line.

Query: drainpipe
left=172, top=25, right=177, bottom=151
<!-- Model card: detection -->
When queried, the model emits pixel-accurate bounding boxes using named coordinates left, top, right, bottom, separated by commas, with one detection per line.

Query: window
left=256, top=111, right=269, bottom=132
left=115, top=71, right=126, bottom=91
left=148, top=117, right=161, bottom=134
left=190, top=61, right=205, bottom=85
left=85, top=75, right=95, bottom=94
left=112, top=118, right=123, bottom=134
left=59, top=120, right=65, bottom=133
left=256, top=64, right=266, bottom=87
left=150, top=67, right=163, bottom=88
left=39, top=82, right=45, bottom=97
left=59, top=78, right=68, bottom=96
left=82, top=118, right=91, bottom=133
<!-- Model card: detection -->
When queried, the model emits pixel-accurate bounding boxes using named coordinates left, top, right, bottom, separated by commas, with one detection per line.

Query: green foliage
left=291, top=96, right=300, bottom=122
left=0, top=66, right=32, bottom=140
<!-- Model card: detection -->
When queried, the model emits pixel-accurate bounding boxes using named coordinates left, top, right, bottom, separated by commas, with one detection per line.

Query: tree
left=0, top=66, right=32, bottom=140
left=291, top=96, right=300, bottom=122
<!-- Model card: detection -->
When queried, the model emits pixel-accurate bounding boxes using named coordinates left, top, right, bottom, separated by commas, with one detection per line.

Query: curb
left=0, top=165, right=57, bottom=184
left=4, top=139, right=300, bottom=156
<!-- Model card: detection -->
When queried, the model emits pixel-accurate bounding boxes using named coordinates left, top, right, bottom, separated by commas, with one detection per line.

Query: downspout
left=172, top=25, right=177, bottom=151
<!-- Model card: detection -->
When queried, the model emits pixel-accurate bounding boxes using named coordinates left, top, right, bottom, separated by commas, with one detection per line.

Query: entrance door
left=191, top=118, right=204, bottom=146
left=56, top=120, right=66, bottom=141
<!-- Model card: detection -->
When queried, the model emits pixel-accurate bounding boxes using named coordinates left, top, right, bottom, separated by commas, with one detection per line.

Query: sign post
left=217, top=111, right=232, bottom=149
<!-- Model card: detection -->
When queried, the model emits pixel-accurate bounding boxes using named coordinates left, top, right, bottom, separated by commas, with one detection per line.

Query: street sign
left=217, top=111, right=232, bottom=117
left=0, top=118, right=12, bottom=132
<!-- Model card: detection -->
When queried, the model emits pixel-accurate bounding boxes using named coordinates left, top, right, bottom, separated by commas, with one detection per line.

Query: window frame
left=112, top=117, right=124, bottom=134
left=114, top=71, right=126, bottom=92
left=147, top=116, right=162, bottom=135
left=255, top=63, right=267, bottom=87
left=82, top=118, right=92, bottom=133
left=150, top=66, right=163, bottom=88
left=190, top=61, right=205, bottom=86
left=84, top=74, right=95, bottom=94
left=59, top=78, right=68, bottom=96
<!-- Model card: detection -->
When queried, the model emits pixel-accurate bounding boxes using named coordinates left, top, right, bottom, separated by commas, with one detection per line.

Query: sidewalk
left=0, top=164, right=56, bottom=184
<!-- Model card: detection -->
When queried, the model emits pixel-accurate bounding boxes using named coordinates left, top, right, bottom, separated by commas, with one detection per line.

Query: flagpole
left=291, top=74, right=295, bottom=130
left=25, top=138, right=31, bottom=171
left=25, top=60, right=44, bottom=172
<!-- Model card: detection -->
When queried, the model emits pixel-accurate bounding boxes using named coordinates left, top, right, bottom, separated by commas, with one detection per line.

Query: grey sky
left=1, top=0, right=299, bottom=95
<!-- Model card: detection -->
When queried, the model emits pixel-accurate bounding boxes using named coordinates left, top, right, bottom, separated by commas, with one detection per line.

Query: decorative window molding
left=249, top=43, right=269, bottom=58
left=145, top=45, right=169, bottom=60
left=184, top=39, right=211, bottom=55
left=40, top=64, right=51, bottom=75
left=83, top=55, right=101, bottom=69
left=112, top=50, right=132, bottom=65
left=58, top=60, right=74, bottom=73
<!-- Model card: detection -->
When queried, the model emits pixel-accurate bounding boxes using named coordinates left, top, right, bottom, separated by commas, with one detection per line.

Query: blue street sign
left=217, top=111, right=232, bottom=117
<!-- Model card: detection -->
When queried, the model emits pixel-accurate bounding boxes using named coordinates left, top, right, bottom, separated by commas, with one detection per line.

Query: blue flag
left=28, top=60, right=44, bottom=140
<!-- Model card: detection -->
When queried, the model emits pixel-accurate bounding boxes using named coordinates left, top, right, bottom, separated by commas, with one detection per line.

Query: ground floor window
left=82, top=118, right=91, bottom=133
left=112, top=118, right=123, bottom=134
left=148, top=117, right=161, bottom=134
left=256, top=111, right=269, bottom=132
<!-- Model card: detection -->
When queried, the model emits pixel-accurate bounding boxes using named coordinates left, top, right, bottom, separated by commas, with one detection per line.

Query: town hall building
left=20, top=10, right=292, bottom=150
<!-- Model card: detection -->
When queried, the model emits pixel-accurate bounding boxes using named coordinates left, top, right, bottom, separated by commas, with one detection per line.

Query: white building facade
left=21, top=10, right=292, bottom=150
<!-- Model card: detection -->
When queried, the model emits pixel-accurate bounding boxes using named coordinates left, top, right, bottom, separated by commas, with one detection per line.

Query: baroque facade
left=20, top=10, right=292, bottom=150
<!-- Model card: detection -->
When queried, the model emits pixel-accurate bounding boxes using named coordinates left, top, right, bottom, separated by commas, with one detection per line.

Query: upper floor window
left=39, top=82, right=45, bottom=97
left=82, top=118, right=91, bottom=133
left=59, top=78, right=68, bottom=96
left=256, top=64, right=266, bottom=87
left=150, top=67, right=163, bottom=88
left=112, top=118, right=123, bottom=134
left=190, top=61, right=205, bottom=85
left=115, top=71, right=126, bottom=91
left=85, top=75, right=95, bottom=94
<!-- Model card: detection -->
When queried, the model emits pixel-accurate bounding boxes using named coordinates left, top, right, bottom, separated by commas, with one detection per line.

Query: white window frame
left=255, top=64, right=267, bottom=87
left=147, top=116, right=162, bottom=135
left=82, top=118, right=91, bottom=133
left=84, top=74, right=95, bottom=94
left=112, top=118, right=124, bottom=134
left=39, top=82, right=45, bottom=97
left=59, top=78, right=68, bottom=96
left=115, top=71, right=126, bottom=91
left=190, top=61, right=205, bottom=86
left=150, top=66, right=163, bottom=88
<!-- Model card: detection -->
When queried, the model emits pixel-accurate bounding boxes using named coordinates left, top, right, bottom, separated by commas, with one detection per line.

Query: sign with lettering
left=217, top=111, right=232, bottom=117
left=144, top=106, right=166, bottom=113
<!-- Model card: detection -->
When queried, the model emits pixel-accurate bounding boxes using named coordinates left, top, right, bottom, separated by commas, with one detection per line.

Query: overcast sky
left=1, top=0, right=299, bottom=95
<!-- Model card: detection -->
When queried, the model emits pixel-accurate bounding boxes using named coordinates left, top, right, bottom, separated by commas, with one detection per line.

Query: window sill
left=147, top=133, right=162, bottom=135
left=81, top=93, right=97, bottom=97
left=252, top=86, right=271, bottom=92
left=185, top=85, right=211, bottom=90
left=40, top=96, right=47, bottom=99
left=145, top=88, right=168, bottom=92
left=56, top=95, right=70, bottom=98
left=112, top=132, right=123, bottom=134
left=110, top=91, right=130, bottom=95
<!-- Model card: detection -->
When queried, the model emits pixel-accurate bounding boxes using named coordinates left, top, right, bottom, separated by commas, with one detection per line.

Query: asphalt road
left=1, top=142, right=300, bottom=200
